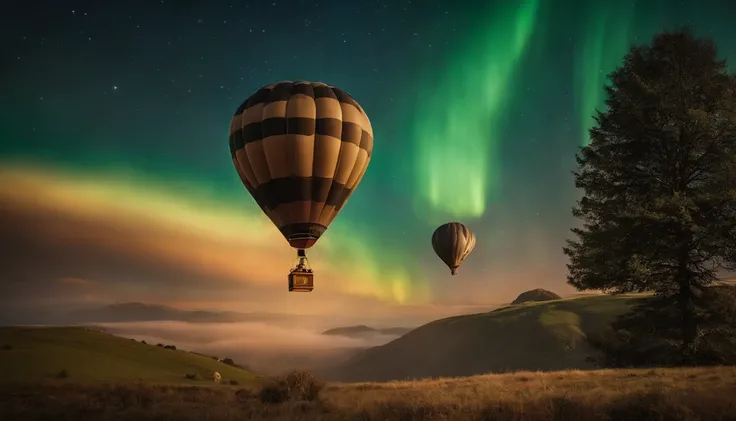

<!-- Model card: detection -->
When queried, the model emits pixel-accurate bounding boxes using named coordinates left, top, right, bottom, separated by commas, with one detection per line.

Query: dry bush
left=284, top=370, right=324, bottom=401
left=258, top=370, right=324, bottom=404
left=259, top=381, right=290, bottom=404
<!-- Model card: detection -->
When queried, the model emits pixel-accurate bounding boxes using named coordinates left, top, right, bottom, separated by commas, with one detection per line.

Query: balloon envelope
left=229, top=81, right=373, bottom=249
left=431, top=222, right=476, bottom=275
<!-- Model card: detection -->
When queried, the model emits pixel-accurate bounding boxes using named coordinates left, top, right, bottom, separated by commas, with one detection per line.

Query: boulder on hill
left=511, top=289, right=561, bottom=305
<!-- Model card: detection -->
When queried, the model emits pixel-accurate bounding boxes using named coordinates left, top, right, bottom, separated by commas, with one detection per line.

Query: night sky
left=2, top=0, right=736, bottom=324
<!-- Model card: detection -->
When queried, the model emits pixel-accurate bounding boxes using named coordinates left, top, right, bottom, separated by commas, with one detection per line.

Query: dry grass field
left=2, top=366, right=735, bottom=421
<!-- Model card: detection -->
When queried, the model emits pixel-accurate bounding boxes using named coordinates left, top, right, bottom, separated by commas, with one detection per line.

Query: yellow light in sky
left=0, top=162, right=427, bottom=305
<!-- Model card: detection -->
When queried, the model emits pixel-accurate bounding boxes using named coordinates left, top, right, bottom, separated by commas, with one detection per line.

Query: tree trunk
left=677, top=248, right=697, bottom=363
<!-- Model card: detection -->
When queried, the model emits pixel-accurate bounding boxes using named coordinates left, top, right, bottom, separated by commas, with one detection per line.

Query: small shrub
left=285, top=370, right=324, bottom=401
left=2, top=344, right=12, bottom=350
left=259, top=382, right=290, bottom=404
left=255, top=370, right=324, bottom=404
left=220, top=357, right=248, bottom=370
left=229, top=379, right=239, bottom=385
left=56, top=369, right=69, bottom=379
left=141, top=340, right=146, bottom=344
left=184, top=373, right=200, bottom=380
left=164, top=345, right=176, bottom=350
left=157, top=343, right=164, bottom=347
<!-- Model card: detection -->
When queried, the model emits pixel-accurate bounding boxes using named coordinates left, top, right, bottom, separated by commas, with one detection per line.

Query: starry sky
left=2, top=0, right=736, bottom=325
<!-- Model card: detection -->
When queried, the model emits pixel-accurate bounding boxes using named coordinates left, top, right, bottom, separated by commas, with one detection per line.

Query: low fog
left=99, top=321, right=400, bottom=375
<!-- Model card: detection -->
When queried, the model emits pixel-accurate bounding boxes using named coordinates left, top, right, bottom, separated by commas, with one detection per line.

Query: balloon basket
left=288, top=249, right=314, bottom=292
left=288, top=270, right=314, bottom=292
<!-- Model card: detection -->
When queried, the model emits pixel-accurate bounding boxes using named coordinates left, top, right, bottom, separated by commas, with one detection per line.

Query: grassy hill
left=0, top=326, right=259, bottom=384
left=327, top=294, right=645, bottom=382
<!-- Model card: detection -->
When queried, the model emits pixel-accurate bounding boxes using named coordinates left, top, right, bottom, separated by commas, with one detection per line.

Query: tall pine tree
left=564, top=29, right=736, bottom=363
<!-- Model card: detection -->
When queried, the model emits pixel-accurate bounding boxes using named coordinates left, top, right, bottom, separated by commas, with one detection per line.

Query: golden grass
left=2, top=366, right=735, bottom=420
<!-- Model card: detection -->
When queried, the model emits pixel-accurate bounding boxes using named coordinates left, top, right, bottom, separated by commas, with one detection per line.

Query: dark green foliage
left=588, top=285, right=736, bottom=367
left=565, top=28, right=736, bottom=365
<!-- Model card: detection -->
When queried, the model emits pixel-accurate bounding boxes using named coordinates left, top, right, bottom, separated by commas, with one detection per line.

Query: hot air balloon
left=431, top=222, right=476, bottom=275
left=229, top=81, right=373, bottom=292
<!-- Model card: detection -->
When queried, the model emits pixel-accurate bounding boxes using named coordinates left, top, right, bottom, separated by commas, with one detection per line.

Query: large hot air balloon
left=229, top=81, right=373, bottom=292
left=431, top=222, right=476, bottom=275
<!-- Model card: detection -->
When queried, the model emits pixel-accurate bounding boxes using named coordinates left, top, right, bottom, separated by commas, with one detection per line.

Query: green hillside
left=328, top=294, right=646, bottom=382
left=0, top=326, right=259, bottom=384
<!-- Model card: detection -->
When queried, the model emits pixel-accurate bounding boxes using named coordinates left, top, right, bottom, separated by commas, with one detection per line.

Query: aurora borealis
left=413, top=0, right=539, bottom=218
left=3, top=0, right=736, bottom=323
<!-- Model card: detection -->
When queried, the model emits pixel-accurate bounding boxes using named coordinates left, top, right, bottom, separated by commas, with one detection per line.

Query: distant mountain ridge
left=67, top=302, right=301, bottom=324
left=322, top=325, right=413, bottom=338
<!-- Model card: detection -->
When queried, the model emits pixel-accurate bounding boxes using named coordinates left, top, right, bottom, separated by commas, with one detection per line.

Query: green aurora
left=413, top=0, right=540, bottom=219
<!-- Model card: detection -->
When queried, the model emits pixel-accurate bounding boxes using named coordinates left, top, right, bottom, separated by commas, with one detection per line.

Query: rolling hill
left=325, top=294, right=643, bottom=382
left=0, top=326, right=260, bottom=384
left=511, top=288, right=562, bottom=304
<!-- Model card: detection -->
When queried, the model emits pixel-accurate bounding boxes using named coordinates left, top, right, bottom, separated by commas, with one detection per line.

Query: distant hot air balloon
left=229, top=81, right=373, bottom=292
left=431, top=222, right=476, bottom=275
